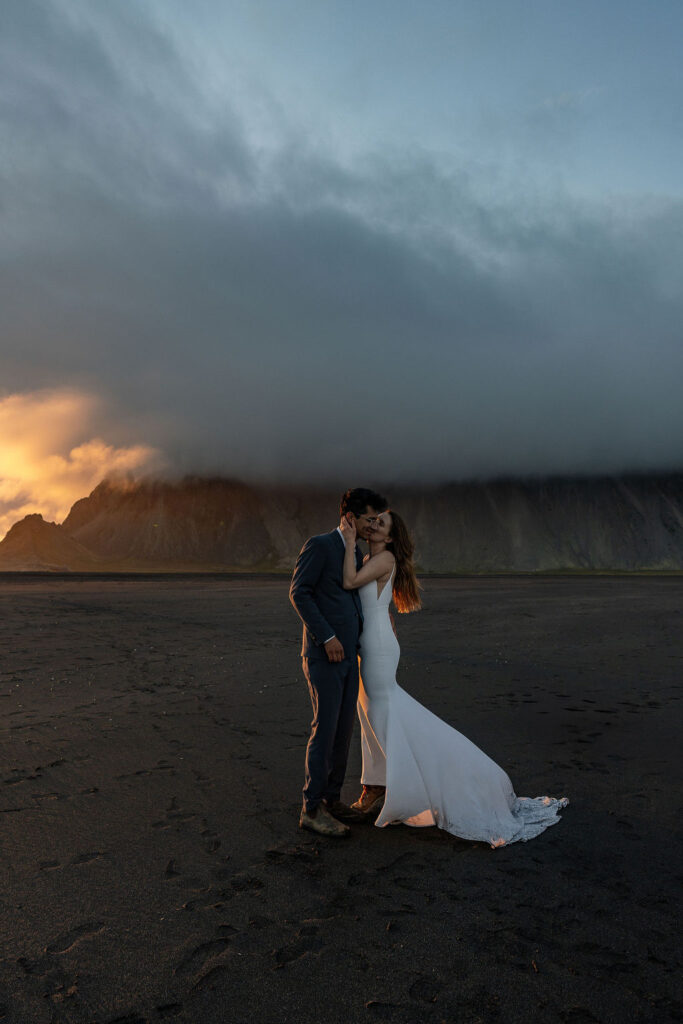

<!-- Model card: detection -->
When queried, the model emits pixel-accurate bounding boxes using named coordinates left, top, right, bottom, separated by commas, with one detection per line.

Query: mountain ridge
left=1, top=473, right=682, bottom=572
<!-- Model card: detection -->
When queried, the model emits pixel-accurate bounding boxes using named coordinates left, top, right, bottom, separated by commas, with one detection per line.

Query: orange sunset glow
left=0, top=388, right=161, bottom=539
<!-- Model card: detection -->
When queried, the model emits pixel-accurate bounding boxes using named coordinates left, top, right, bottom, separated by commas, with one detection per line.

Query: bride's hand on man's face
left=340, top=515, right=357, bottom=544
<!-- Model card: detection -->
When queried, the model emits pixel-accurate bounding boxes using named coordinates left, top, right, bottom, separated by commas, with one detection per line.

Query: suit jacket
left=289, top=530, right=364, bottom=660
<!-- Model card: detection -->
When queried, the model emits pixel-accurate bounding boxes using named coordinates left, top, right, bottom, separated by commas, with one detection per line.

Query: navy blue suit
left=289, top=530, right=363, bottom=812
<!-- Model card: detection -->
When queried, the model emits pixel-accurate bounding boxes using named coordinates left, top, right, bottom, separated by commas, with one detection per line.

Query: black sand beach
left=1, top=575, right=681, bottom=1023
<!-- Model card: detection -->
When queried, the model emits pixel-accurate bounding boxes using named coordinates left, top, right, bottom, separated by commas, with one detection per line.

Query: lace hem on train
left=431, top=796, right=570, bottom=848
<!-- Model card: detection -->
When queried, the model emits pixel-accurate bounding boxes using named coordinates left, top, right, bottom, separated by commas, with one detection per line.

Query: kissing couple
left=289, top=487, right=568, bottom=847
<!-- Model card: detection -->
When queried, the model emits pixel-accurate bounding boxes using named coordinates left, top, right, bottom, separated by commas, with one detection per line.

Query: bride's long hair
left=386, top=510, right=422, bottom=613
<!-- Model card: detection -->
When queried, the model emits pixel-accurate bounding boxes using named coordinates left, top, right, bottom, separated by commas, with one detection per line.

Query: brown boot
left=323, top=798, right=365, bottom=822
left=350, top=785, right=386, bottom=819
left=299, top=803, right=350, bottom=838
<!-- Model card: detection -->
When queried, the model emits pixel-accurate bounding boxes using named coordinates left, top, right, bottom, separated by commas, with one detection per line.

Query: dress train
left=357, top=571, right=568, bottom=847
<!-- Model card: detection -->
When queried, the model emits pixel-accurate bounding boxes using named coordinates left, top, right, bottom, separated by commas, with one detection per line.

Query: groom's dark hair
left=340, top=487, right=388, bottom=517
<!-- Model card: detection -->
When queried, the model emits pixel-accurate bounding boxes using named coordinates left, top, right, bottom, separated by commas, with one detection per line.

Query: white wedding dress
left=357, top=570, right=568, bottom=847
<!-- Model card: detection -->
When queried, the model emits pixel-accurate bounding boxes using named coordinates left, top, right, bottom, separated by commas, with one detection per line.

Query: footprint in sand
left=365, top=1000, right=400, bottom=1019
left=46, top=921, right=106, bottom=955
left=104, top=1014, right=149, bottom=1024
left=409, top=975, right=442, bottom=1003
left=274, top=932, right=323, bottom=966
left=156, top=1004, right=182, bottom=1018
left=71, top=851, right=107, bottom=865
left=174, top=938, right=231, bottom=978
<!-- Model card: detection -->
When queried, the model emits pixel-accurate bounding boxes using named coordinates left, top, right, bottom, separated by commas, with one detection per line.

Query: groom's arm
left=289, top=537, right=335, bottom=648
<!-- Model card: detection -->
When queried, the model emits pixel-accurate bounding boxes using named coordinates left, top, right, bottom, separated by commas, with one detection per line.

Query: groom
left=289, top=487, right=388, bottom=837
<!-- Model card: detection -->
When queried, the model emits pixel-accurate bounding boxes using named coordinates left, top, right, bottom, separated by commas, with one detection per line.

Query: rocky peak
left=0, top=511, right=99, bottom=570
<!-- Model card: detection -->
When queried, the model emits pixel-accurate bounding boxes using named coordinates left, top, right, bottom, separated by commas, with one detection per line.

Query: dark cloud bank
left=1, top=0, right=682, bottom=484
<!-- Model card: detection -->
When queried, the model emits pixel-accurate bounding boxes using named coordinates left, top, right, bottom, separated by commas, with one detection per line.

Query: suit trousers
left=302, top=652, right=360, bottom=812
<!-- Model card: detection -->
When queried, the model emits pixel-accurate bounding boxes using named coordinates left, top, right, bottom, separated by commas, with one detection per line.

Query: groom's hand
left=324, top=637, right=345, bottom=663
left=339, top=515, right=357, bottom=543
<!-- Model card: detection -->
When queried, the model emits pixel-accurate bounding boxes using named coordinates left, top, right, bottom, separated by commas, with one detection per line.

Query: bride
left=340, top=511, right=568, bottom=847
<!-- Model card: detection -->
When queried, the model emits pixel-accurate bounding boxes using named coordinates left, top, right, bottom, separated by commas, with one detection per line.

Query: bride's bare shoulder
left=365, top=550, right=395, bottom=567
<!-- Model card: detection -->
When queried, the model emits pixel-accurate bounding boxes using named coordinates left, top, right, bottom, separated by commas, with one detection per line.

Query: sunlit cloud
left=0, top=389, right=162, bottom=539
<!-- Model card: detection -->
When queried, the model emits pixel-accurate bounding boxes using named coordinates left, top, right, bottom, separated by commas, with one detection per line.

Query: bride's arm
left=343, top=547, right=395, bottom=590
left=341, top=523, right=358, bottom=589
left=344, top=551, right=395, bottom=589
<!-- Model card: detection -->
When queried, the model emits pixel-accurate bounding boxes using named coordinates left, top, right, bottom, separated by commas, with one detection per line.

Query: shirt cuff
left=323, top=634, right=336, bottom=644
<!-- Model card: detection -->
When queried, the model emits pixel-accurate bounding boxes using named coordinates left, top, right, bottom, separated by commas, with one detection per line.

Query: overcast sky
left=1, top=0, right=682, bottom=532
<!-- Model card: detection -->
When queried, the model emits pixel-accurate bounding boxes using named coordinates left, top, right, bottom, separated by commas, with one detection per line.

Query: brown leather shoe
left=350, top=785, right=386, bottom=819
left=299, top=804, right=350, bottom=838
left=323, top=799, right=365, bottom=822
